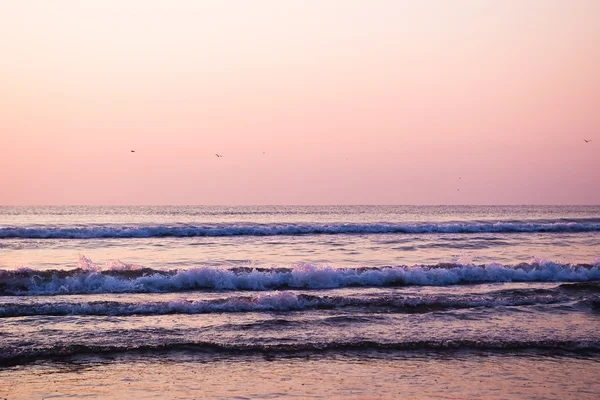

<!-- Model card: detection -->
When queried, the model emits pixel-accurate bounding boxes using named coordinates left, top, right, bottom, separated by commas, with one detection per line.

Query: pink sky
left=1, top=0, right=599, bottom=205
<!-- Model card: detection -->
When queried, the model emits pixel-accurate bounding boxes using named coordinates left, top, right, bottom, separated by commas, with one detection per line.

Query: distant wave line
left=2, top=221, right=600, bottom=238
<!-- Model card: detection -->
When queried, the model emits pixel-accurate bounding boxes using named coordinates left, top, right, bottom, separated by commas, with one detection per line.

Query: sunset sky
left=1, top=0, right=599, bottom=205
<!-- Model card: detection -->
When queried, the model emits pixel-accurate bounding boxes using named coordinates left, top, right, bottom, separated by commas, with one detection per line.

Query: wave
left=0, top=290, right=575, bottom=318
left=3, top=339, right=599, bottom=366
left=2, top=220, right=600, bottom=238
left=1, top=259, right=599, bottom=295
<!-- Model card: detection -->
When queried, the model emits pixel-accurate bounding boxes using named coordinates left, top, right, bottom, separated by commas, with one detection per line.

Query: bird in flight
left=215, top=154, right=223, bottom=158
left=583, top=139, right=592, bottom=143
left=131, top=150, right=135, bottom=153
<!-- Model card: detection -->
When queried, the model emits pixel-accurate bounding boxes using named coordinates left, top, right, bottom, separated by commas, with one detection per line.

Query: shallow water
left=2, top=353, right=599, bottom=400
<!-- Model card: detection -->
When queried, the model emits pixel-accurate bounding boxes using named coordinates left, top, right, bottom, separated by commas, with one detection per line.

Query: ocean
left=1, top=205, right=599, bottom=399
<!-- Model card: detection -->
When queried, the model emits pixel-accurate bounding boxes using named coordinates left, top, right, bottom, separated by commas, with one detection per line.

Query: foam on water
left=1, top=257, right=599, bottom=295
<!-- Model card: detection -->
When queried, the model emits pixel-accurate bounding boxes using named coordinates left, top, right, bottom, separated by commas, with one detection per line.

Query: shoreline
left=2, top=352, right=599, bottom=399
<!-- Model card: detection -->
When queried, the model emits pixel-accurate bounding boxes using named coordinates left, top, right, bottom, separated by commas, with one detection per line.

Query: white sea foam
left=1, top=259, right=599, bottom=295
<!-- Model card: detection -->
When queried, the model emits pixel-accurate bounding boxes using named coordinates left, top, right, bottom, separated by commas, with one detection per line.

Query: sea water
left=1, top=206, right=599, bottom=398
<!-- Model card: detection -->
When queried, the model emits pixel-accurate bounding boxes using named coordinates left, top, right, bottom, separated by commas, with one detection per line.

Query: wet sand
left=1, top=353, right=599, bottom=399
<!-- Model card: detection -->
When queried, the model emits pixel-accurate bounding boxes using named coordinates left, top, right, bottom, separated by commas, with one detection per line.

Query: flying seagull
left=583, top=139, right=592, bottom=143
left=215, top=154, right=223, bottom=158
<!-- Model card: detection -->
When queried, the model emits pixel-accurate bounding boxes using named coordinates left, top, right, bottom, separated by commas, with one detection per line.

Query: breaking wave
left=2, top=220, right=600, bottom=238
left=1, top=258, right=599, bottom=295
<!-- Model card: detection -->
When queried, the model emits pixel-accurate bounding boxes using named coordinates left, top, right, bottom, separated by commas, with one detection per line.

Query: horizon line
left=1, top=204, right=599, bottom=207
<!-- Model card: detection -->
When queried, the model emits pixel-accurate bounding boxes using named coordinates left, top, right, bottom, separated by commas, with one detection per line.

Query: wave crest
left=1, top=258, right=599, bottom=295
